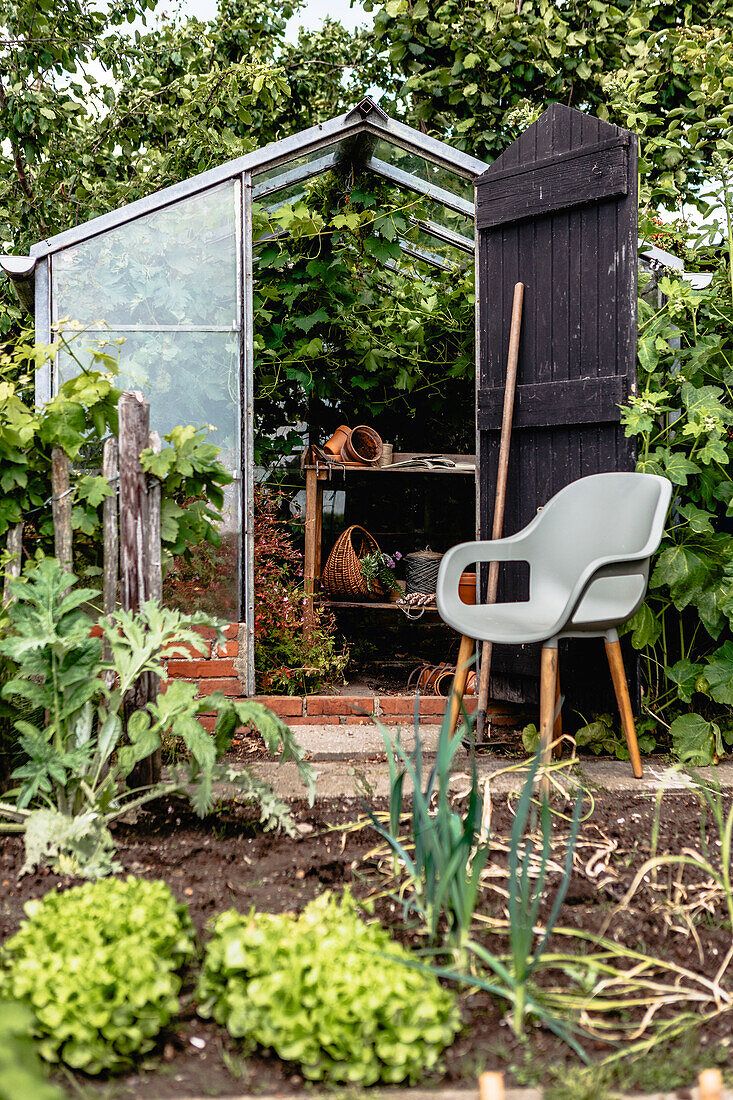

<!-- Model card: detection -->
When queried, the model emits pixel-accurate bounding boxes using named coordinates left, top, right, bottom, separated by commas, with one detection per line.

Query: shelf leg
left=304, top=468, right=323, bottom=644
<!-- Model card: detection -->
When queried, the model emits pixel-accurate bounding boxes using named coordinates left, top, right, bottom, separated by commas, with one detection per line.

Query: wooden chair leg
left=552, top=660, right=562, bottom=758
left=539, top=644, right=558, bottom=768
left=447, top=634, right=475, bottom=736
left=605, top=637, right=643, bottom=779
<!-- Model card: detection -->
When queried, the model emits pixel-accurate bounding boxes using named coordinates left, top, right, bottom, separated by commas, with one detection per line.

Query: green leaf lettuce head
left=197, top=889, right=460, bottom=1084
left=0, top=877, right=195, bottom=1074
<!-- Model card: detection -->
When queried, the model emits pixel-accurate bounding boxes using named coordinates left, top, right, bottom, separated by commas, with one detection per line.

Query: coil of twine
left=405, top=549, right=443, bottom=595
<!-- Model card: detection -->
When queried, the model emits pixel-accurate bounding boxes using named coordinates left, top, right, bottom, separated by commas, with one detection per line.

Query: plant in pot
left=360, top=550, right=402, bottom=597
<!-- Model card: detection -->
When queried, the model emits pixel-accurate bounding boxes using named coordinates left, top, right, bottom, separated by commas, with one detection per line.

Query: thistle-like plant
left=0, top=558, right=314, bottom=877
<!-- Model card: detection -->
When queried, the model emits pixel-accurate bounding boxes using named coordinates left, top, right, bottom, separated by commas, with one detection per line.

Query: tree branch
left=0, top=75, right=42, bottom=217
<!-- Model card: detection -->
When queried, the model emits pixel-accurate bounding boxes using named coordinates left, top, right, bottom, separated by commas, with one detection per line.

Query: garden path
left=220, top=723, right=733, bottom=801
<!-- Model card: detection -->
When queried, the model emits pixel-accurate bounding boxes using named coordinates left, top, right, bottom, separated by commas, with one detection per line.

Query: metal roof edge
left=27, top=105, right=489, bottom=259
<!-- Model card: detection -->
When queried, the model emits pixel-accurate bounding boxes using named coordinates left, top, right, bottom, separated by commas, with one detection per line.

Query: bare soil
left=1, top=789, right=731, bottom=1098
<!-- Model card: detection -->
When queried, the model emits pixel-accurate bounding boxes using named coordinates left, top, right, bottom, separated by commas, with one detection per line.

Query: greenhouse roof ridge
left=17, top=97, right=488, bottom=262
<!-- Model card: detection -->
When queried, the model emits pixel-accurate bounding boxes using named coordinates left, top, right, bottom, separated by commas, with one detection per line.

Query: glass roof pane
left=370, top=139, right=474, bottom=203
left=260, top=180, right=314, bottom=213
left=52, top=181, right=238, bottom=329
left=251, top=141, right=346, bottom=185
left=417, top=196, right=474, bottom=239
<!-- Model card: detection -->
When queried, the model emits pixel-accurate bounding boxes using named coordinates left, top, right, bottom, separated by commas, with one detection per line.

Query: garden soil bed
left=1, top=789, right=731, bottom=1098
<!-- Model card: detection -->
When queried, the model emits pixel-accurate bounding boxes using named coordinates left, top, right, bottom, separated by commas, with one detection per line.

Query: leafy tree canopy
left=1, top=0, right=733, bottom=446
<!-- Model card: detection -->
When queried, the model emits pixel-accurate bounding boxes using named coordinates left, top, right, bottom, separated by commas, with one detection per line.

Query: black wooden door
left=475, top=104, right=638, bottom=708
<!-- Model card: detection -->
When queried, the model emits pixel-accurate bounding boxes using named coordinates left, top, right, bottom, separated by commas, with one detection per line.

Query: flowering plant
left=254, top=485, right=348, bottom=694
left=360, top=549, right=402, bottom=595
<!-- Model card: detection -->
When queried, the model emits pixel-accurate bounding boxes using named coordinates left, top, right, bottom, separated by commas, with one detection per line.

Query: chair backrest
left=526, top=472, right=671, bottom=616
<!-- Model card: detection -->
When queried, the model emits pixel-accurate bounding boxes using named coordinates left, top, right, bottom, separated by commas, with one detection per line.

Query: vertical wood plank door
left=475, top=104, right=639, bottom=709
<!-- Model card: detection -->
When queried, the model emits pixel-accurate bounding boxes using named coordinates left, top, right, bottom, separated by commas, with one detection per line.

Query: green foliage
left=367, top=712, right=489, bottom=949
left=196, top=889, right=461, bottom=1085
left=253, top=484, right=348, bottom=694
left=0, top=1001, right=65, bottom=1100
left=0, top=558, right=315, bottom=875
left=620, top=174, right=733, bottom=763
left=0, top=877, right=195, bottom=1074
left=370, top=0, right=733, bottom=212
left=493, top=754, right=583, bottom=1042
left=0, top=330, right=231, bottom=587
left=575, top=713, right=656, bottom=761
left=360, top=549, right=401, bottom=595
left=253, top=175, right=475, bottom=462
left=389, top=754, right=587, bottom=1057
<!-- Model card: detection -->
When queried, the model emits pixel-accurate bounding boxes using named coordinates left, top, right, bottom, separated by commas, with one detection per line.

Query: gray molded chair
left=436, top=472, right=672, bottom=777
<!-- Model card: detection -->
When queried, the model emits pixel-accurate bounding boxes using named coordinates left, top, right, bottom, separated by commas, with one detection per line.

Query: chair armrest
left=436, top=536, right=533, bottom=612
left=555, top=553, right=651, bottom=634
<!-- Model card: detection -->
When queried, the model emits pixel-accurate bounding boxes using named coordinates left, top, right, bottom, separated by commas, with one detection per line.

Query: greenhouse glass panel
left=52, top=181, right=238, bottom=328
left=52, top=180, right=242, bottom=619
left=56, top=330, right=240, bottom=461
left=370, top=139, right=474, bottom=202
left=414, top=197, right=474, bottom=241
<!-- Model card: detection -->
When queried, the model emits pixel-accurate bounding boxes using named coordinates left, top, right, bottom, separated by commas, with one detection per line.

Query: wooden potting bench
left=301, top=445, right=475, bottom=637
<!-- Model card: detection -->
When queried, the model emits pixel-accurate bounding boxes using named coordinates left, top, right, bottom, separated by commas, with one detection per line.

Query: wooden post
left=145, top=431, right=163, bottom=781
left=699, top=1069, right=723, bottom=1100
left=118, top=392, right=159, bottom=786
left=3, top=522, right=23, bottom=606
left=479, top=1071, right=504, bottom=1100
left=303, top=464, right=324, bottom=642
left=102, top=437, right=119, bottom=621
left=51, top=447, right=73, bottom=573
left=146, top=431, right=162, bottom=604
left=102, top=436, right=119, bottom=684
left=118, top=392, right=150, bottom=612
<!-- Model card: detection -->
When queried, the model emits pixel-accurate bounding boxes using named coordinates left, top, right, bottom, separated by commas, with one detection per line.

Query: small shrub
left=197, top=889, right=460, bottom=1084
left=0, top=877, right=195, bottom=1074
left=0, top=558, right=315, bottom=877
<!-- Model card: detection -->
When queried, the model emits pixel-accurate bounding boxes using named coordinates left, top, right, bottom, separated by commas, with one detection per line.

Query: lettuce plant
left=197, top=890, right=460, bottom=1085
left=0, top=877, right=195, bottom=1074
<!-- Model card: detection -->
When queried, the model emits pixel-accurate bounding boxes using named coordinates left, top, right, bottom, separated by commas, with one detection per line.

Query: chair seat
left=448, top=600, right=561, bottom=645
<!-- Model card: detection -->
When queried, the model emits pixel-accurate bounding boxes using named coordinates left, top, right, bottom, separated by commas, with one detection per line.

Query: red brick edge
left=158, top=621, right=520, bottom=727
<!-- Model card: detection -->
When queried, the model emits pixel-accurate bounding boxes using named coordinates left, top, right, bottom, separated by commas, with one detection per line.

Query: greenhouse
left=1, top=96, right=489, bottom=695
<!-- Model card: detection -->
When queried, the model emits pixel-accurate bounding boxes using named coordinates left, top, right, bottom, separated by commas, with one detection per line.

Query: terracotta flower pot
left=323, top=425, right=350, bottom=457
left=341, top=425, right=383, bottom=465
left=459, top=569, right=476, bottom=605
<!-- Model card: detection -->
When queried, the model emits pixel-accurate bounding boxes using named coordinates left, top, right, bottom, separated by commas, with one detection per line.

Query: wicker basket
left=321, top=525, right=382, bottom=599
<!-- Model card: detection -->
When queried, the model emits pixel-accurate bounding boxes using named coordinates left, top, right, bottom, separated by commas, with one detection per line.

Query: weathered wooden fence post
left=118, top=391, right=161, bottom=785
left=51, top=447, right=72, bottom=574
left=3, top=523, right=23, bottom=606
left=146, top=431, right=162, bottom=605
left=119, top=391, right=150, bottom=612
left=102, top=436, right=119, bottom=686
left=102, top=436, right=119, bottom=623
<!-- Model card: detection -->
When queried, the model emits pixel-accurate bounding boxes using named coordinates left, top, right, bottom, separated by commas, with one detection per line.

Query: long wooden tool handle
left=475, top=281, right=524, bottom=742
